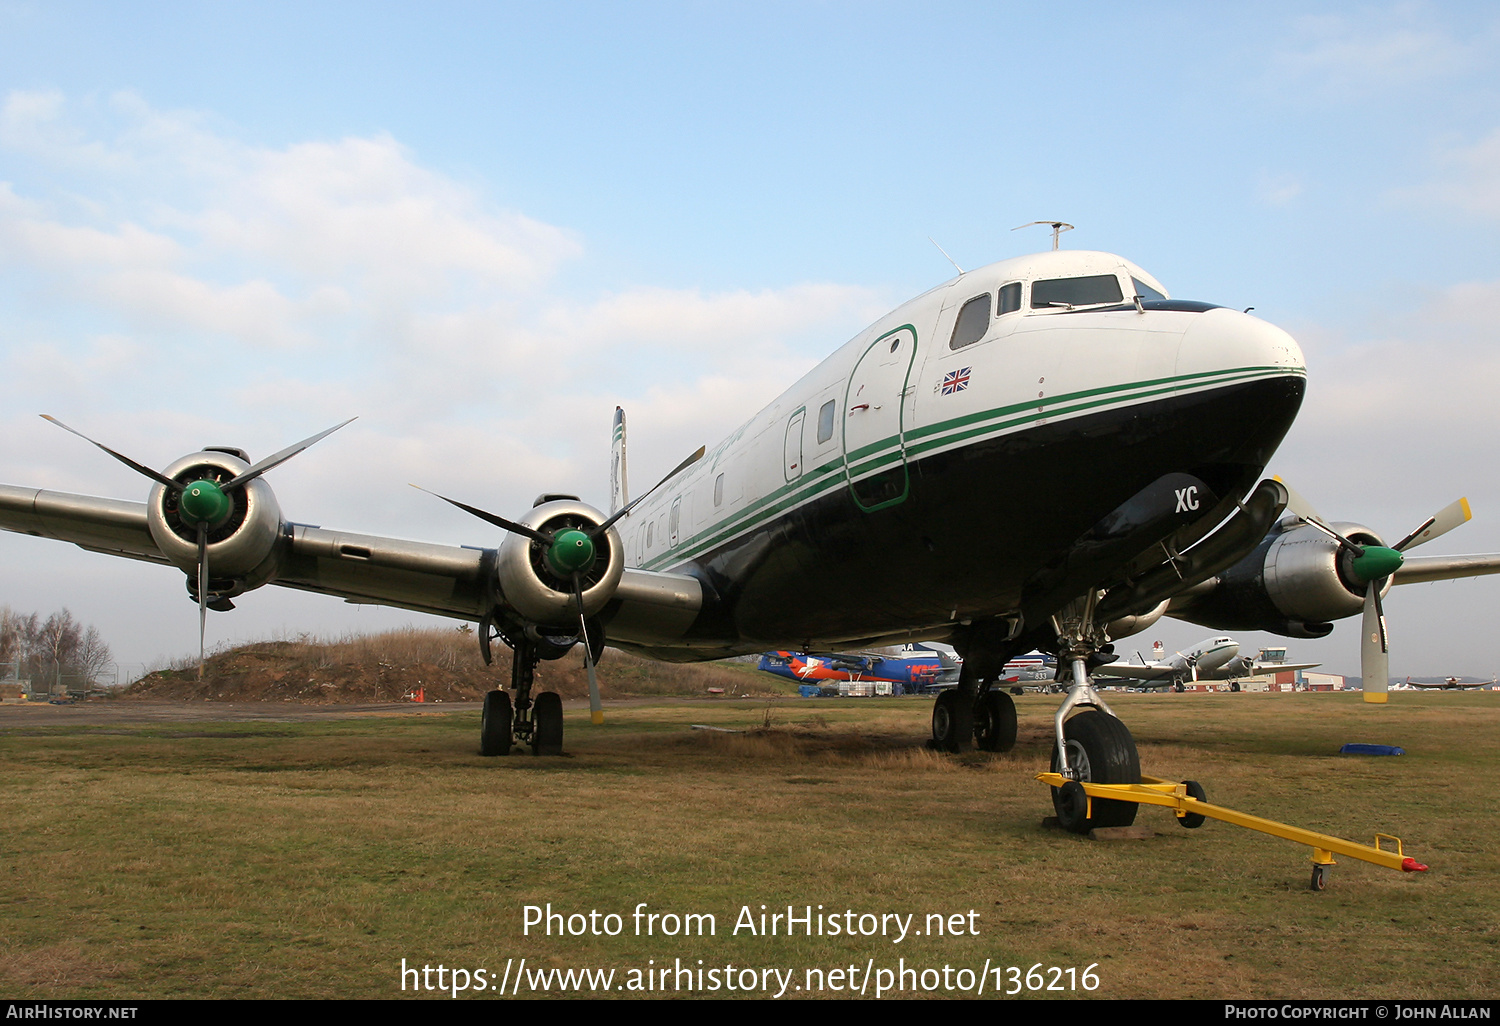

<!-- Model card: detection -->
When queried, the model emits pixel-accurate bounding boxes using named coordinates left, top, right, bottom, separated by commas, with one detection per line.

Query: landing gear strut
left=477, top=620, right=566, bottom=757
left=1046, top=592, right=1142, bottom=832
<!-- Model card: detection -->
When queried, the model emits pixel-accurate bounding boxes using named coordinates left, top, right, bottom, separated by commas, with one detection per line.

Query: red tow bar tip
left=1402, top=857, right=1429, bottom=873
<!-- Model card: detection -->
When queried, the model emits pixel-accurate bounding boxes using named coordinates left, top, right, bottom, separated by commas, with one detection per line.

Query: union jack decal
left=942, top=367, right=971, bottom=395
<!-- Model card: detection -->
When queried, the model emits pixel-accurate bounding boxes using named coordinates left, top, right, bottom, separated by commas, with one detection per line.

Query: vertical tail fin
left=610, top=407, right=629, bottom=515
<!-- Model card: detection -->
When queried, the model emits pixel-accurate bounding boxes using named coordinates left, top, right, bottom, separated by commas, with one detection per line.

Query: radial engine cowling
left=495, top=499, right=624, bottom=627
left=1174, top=519, right=1395, bottom=636
left=146, top=450, right=284, bottom=586
left=1263, top=521, right=1393, bottom=623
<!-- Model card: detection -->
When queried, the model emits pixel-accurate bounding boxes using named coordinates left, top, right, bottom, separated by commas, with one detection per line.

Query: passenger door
left=843, top=325, right=918, bottom=511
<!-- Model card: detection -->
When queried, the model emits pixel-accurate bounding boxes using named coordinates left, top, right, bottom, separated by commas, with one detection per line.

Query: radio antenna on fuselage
left=928, top=237, right=964, bottom=275
left=1013, top=221, right=1075, bottom=251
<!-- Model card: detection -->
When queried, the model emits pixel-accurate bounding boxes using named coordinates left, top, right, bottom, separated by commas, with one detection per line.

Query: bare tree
left=76, top=625, right=114, bottom=686
left=2, top=608, right=114, bottom=687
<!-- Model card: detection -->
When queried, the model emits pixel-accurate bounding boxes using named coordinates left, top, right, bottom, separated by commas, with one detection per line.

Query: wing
left=1247, top=661, right=1320, bottom=675
left=0, top=484, right=702, bottom=642
left=0, top=484, right=167, bottom=564
left=1094, top=660, right=1175, bottom=681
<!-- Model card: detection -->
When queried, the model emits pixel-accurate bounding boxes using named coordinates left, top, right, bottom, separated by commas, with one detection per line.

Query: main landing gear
left=931, top=663, right=1018, bottom=754
left=478, top=620, right=566, bottom=757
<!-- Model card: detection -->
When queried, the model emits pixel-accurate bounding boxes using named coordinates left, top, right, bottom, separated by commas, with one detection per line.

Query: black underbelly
left=677, top=372, right=1305, bottom=648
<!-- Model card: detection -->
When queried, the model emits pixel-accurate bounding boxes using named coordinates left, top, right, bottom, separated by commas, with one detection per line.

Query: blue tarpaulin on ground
left=1339, top=743, right=1405, bottom=756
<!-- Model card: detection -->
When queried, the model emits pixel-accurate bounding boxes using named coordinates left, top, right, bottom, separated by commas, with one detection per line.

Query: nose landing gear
left=1046, top=592, right=1142, bottom=832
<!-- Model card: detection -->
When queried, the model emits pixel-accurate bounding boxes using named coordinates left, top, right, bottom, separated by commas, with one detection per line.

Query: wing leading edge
left=0, top=483, right=702, bottom=639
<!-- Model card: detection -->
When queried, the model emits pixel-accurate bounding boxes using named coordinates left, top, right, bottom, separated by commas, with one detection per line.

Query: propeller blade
left=1392, top=497, right=1472, bottom=553
left=409, top=485, right=553, bottom=545
left=572, top=572, right=604, bottom=725
left=197, top=521, right=209, bottom=680
left=1361, top=582, right=1390, bottom=704
left=1273, top=475, right=1325, bottom=525
left=590, top=445, right=706, bottom=537
left=41, top=415, right=183, bottom=492
left=224, top=417, right=357, bottom=488
left=1272, top=475, right=1365, bottom=555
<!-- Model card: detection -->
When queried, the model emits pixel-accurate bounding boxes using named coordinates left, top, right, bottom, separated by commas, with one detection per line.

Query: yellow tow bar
left=1035, top=773, right=1429, bottom=890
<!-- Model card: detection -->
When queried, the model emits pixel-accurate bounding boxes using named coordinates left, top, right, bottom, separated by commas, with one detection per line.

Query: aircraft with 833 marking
left=6, top=244, right=1500, bottom=833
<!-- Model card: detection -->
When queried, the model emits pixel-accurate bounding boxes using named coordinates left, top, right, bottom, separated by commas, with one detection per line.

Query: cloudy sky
left=2, top=2, right=1499, bottom=678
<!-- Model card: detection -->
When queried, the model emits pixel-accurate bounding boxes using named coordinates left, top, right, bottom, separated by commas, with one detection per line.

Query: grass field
left=1, top=690, right=1497, bottom=1000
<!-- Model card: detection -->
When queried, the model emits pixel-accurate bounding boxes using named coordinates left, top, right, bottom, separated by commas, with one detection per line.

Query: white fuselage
left=617, top=250, right=1304, bottom=586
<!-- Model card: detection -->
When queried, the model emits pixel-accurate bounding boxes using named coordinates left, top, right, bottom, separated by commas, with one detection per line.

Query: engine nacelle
left=495, top=498, right=624, bottom=627
left=1263, top=520, right=1393, bottom=622
left=146, top=450, right=284, bottom=590
left=1170, top=518, right=1393, bottom=636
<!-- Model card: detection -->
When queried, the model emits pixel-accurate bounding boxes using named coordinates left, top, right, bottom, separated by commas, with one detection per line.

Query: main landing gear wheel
left=1178, top=779, right=1207, bottom=829
left=974, top=690, right=1018, bottom=753
left=532, top=690, right=564, bottom=755
left=480, top=689, right=512, bottom=757
left=1050, top=710, right=1141, bottom=833
left=931, top=690, right=972, bottom=752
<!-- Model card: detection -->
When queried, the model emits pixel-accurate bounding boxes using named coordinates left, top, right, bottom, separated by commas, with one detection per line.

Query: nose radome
left=1183, top=308, right=1306, bottom=374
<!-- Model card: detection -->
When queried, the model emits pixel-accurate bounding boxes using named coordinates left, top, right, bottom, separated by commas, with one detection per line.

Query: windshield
left=1030, top=274, right=1124, bottom=309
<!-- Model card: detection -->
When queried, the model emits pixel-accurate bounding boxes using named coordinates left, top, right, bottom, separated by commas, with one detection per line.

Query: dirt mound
left=119, top=630, right=777, bottom=704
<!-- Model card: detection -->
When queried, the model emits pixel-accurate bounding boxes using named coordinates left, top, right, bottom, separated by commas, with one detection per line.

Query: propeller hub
left=178, top=479, right=232, bottom=527
left=1350, top=545, right=1403, bottom=583
left=546, top=529, right=596, bottom=577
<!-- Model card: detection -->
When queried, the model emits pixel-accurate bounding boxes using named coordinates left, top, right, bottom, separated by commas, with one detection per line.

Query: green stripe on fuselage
left=637, top=365, right=1304, bottom=571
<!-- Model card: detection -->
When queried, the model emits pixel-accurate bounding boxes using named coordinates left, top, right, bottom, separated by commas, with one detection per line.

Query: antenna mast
left=1012, top=221, right=1075, bottom=251
left=927, top=237, right=963, bottom=274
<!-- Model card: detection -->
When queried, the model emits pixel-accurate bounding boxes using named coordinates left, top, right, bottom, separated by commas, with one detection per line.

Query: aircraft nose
left=1181, top=308, right=1305, bottom=376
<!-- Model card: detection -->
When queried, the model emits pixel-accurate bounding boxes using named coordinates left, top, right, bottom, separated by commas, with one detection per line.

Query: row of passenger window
left=948, top=274, right=1165, bottom=350
left=711, top=396, right=839, bottom=509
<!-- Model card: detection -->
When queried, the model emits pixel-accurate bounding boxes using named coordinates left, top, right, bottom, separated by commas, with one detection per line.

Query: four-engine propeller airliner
left=6, top=246, right=1500, bottom=832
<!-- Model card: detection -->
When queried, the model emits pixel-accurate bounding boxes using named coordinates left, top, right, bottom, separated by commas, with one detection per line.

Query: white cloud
left=1266, top=7, right=1476, bottom=100
left=1396, top=127, right=1500, bottom=218
left=0, top=89, right=886, bottom=557
left=1256, top=172, right=1303, bottom=208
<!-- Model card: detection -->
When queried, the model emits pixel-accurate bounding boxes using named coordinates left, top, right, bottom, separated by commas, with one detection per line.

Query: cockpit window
left=1030, top=274, right=1124, bottom=309
left=1132, top=277, right=1165, bottom=302
left=948, top=293, right=991, bottom=350
left=998, top=281, right=1022, bottom=315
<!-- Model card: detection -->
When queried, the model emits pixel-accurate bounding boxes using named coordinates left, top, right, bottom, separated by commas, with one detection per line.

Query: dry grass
left=1, top=690, right=1497, bottom=999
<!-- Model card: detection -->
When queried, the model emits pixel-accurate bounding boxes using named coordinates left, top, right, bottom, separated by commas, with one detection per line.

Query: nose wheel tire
left=480, top=689, right=513, bottom=757
left=1049, top=710, right=1141, bottom=833
left=532, top=690, right=564, bottom=755
left=974, top=690, right=1018, bottom=752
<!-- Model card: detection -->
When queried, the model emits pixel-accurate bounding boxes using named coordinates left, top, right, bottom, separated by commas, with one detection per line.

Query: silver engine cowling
left=146, top=450, right=284, bottom=588
left=1262, top=521, right=1393, bottom=622
left=495, top=498, right=624, bottom=626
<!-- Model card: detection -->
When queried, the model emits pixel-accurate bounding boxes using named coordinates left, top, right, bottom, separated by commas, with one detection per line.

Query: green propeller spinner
left=1349, top=545, right=1403, bottom=583
left=178, top=479, right=233, bottom=528
left=545, top=529, right=596, bottom=577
